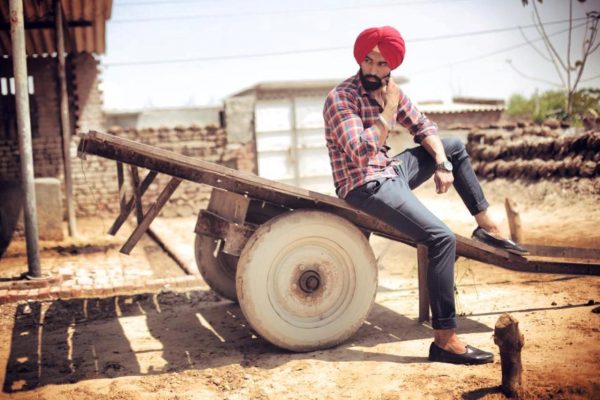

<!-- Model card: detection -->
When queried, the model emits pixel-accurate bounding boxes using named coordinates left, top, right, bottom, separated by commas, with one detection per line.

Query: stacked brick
left=466, top=121, right=600, bottom=182
left=0, top=136, right=63, bottom=180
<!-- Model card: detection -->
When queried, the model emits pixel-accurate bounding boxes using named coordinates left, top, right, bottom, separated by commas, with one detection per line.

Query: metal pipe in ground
left=10, top=0, right=41, bottom=277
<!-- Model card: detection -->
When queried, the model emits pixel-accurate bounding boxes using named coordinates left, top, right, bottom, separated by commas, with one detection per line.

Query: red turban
left=353, top=26, right=406, bottom=70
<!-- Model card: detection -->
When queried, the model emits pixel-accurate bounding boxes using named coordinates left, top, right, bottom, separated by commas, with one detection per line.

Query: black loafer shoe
left=472, top=227, right=529, bottom=255
left=428, top=342, right=494, bottom=365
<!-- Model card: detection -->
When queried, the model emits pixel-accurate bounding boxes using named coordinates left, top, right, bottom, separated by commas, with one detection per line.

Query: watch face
left=439, top=161, right=453, bottom=171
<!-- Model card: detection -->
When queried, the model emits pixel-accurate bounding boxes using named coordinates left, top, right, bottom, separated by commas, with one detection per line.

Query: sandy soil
left=0, top=178, right=599, bottom=400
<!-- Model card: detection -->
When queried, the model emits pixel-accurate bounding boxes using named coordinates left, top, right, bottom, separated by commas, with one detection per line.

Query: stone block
left=34, top=178, right=64, bottom=241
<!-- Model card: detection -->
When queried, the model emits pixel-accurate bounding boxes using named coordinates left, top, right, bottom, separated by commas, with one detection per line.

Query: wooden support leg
left=494, top=313, right=525, bottom=398
left=117, top=162, right=126, bottom=212
left=417, top=244, right=430, bottom=323
left=108, top=169, right=158, bottom=235
left=120, top=178, right=182, bottom=254
left=130, top=166, right=144, bottom=224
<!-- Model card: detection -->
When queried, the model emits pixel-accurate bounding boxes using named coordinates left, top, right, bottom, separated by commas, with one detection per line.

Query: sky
left=100, top=0, right=600, bottom=111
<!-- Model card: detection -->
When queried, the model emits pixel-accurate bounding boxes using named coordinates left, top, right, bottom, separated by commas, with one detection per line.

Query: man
left=323, top=26, right=527, bottom=365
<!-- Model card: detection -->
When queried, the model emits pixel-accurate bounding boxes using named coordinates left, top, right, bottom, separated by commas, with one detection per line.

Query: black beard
left=359, top=70, right=390, bottom=91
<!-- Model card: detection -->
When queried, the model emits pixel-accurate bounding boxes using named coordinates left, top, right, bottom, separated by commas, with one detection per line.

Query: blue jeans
left=345, top=137, right=489, bottom=330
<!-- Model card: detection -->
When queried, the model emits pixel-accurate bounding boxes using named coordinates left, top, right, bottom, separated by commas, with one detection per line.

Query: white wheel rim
left=236, top=210, right=377, bottom=351
left=267, top=237, right=356, bottom=329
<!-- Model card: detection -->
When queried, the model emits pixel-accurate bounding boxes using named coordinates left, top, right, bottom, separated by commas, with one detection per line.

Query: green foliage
left=572, top=88, right=600, bottom=117
left=506, top=88, right=600, bottom=124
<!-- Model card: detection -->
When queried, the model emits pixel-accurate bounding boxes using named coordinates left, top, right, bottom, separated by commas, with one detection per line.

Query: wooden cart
left=77, top=130, right=600, bottom=352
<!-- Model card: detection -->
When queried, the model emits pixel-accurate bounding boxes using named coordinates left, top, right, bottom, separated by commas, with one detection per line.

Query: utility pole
left=10, top=0, right=42, bottom=277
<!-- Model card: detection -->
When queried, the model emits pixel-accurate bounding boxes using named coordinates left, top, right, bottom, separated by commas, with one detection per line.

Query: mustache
left=364, top=73, right=391, bottom=83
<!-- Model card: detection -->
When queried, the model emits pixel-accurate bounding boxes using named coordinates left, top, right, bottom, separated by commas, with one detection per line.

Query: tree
left=519, top=0, right=600, bottom=119
left=506, top=88, right=600, bottom=123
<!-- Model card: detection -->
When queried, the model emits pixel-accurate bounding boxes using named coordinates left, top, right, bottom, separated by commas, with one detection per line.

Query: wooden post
left=494, top=313, right=525, bottom=398
left=505, top=198, right=523, bottom=244
left=10, top=0, right=42, bottom=277
left=130, top=166, right=144, bottom=224
left=417, top=244, right=430, bottom=323
left=55, top=0, right=76, bottom=237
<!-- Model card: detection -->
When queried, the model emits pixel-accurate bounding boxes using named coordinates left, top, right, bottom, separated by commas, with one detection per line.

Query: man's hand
left=382, top=77, right=400, bottom=110
left=434, top=169, right=454, bottom=194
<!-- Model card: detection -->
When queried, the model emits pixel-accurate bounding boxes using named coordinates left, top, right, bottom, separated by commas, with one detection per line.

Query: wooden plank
left=130, top=166, right=144, bottom=224
left=120, top=178, right=181, bottom=255
left=108, top=170, right=158, bottom=235
left=417, top=244, right=430, bottom=323
left=194, top=210, right=257, bottom=256
left=207, top=188, right=250, bottom=224
left=78, top=131, right=599, bottom=275
left=523, top=244, right=600, bottom=260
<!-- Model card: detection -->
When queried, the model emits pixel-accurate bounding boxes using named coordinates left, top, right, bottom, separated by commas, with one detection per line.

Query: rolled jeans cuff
left=468, top=198, right=489, bottom=216
left=432, top=316, right=457, bottom=330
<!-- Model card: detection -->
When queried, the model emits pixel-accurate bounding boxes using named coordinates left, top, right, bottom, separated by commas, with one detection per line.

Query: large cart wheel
left=194, top=234, right=238, bottom=301
left=236, top=210, right=377, bottom=352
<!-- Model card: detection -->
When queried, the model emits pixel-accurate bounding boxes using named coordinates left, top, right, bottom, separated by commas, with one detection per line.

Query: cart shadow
left=2, top=290, right=492, bottom=393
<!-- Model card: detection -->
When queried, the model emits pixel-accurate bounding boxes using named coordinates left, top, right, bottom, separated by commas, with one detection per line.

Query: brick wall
left=0, top=136, right=62, bottom=180
left=71, top=53, right=105, bottom=134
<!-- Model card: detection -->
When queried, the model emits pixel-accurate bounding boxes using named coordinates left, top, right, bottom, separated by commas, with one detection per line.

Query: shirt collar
left=353, top=71, right=371, bottom=98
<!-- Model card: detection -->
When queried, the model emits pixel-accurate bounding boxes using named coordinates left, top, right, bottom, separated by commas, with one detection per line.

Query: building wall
left=1, top=53, right=258, bottom=225
left=105, top=107, right=223, bottom=129
left=0, top=53, right=104, bottom=189
left=426, top=110, right=503, bottom=129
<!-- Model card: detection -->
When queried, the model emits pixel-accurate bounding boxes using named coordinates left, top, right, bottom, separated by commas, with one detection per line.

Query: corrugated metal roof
left=0, top=0, right=112, bottom=57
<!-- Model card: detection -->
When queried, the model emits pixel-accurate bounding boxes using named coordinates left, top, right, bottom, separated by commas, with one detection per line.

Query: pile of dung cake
left=466, top=119, right=600, bottom=185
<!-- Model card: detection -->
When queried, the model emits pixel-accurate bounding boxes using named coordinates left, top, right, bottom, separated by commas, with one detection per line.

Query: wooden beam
left=120, top=177, right=181, bottom=255
left=523, top=244, right=600, bottom=260
left=0, top=20, right=92, bottom=31
left=55, top=0, right=76, bottom=237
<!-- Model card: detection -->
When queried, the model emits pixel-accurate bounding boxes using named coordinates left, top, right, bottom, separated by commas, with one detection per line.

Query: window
left=0, top=75, right=38, bottom=139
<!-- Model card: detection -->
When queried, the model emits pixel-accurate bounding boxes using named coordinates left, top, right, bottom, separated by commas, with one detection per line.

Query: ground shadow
left=0, top=181, right=23, bottom=257
left=2, top=290, right=492, bottom=393
left=462, top=386, right=503, bottom=399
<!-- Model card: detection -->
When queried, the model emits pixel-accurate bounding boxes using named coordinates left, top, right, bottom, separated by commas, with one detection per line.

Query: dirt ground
left=0, top=177, right=599, bottom=400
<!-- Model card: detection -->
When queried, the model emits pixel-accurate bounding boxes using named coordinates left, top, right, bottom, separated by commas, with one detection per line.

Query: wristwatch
left=435, top=160, right=453, bottom=172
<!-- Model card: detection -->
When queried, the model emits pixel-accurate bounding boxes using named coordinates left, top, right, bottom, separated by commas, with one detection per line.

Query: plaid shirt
left=324, top=73, right=438, bottom=198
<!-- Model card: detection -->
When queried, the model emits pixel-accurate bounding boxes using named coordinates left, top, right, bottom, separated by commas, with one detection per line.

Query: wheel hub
left=299, top=270, right=321, bottom=293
